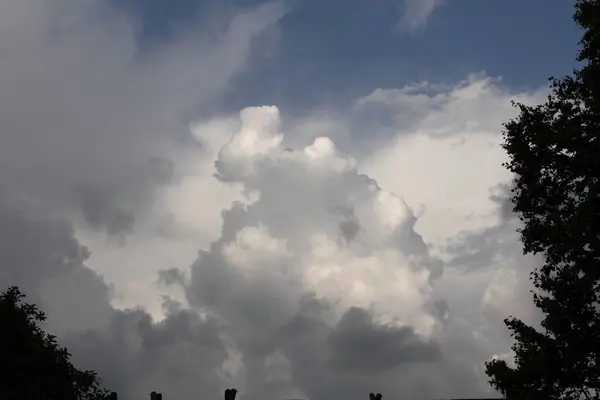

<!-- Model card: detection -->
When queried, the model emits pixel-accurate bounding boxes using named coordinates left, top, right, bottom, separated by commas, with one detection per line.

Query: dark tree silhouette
left=0, top=286, right=110, bottom=400
left=485, top=1, right=600, bottom=399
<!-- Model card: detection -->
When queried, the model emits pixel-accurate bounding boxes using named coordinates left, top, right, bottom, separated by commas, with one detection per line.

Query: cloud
left=327, top=307, right=442, bottom=373
left=358, top=72, right=546, bottom=347
left=0, top=193, right=113, bottom=335
left=1, top=75, right=544, bottom=399
left=65, top=307, right=230, bottom=400
left=0, top=192, right=231, bottom=399
left=57, top=74, right=546, bottom=400
left=0, top=0, right=284, bottom=237
left=0, top=0, right=285, bottom=316
left=359, top=74, right=547, bottom=249
left=398, top=0, right=445, bottom=32
left=191, top=106, right=441, bottom=335
left=162, top=94, right=538, bottom=399
left=0, top=1, right=552, bottom=398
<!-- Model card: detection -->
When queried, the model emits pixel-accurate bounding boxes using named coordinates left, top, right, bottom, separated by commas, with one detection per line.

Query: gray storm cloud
left=0, top=194, right=231, bottom=399
left=0, top=102, right=501, bottom=400
left=0, top=0, right=284, bottom=236
left=0, top=193, right=113, bottom=335
left=164, top=106, right=495, bottom=400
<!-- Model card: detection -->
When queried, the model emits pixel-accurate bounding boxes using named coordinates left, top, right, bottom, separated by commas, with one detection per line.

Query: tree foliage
left=484, top=1, right=600, bottom=399
left=0, top=286, right=110, bottom=400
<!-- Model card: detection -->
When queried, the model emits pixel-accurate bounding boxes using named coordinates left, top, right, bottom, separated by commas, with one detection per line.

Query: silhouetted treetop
left=485, top=1, right=600, bottom=400
left=0, top=285, right=110, bottom=400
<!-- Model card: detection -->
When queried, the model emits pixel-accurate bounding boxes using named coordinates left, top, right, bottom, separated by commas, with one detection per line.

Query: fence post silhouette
left=150, top=391, right=163, bottom=400
left=225, top=388, right=238, bottom=400
left=369, top=393, right=383, bottom=400
left=107, top=388, right=385, bottom=400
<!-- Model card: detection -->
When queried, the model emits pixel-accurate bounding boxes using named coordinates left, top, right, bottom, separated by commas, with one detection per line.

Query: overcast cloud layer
left=0, top=1, right=550, bottom=400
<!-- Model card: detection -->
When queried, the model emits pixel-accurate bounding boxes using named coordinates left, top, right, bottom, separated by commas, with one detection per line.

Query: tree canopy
left=0, top=286, right=110, bottom=400
left=485, top=1, right=600, bottom=399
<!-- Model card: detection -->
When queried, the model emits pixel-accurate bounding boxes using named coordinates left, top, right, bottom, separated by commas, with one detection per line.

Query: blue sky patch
left=112, top=0, right=582, bottom=113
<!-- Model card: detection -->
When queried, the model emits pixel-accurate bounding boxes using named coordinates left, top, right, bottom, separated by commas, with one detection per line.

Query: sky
left=0, top=1, right=581, bottom=400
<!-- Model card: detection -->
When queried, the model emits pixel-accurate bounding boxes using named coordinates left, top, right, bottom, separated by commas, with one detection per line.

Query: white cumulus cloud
left=398, top=0, right=445, bottom=32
